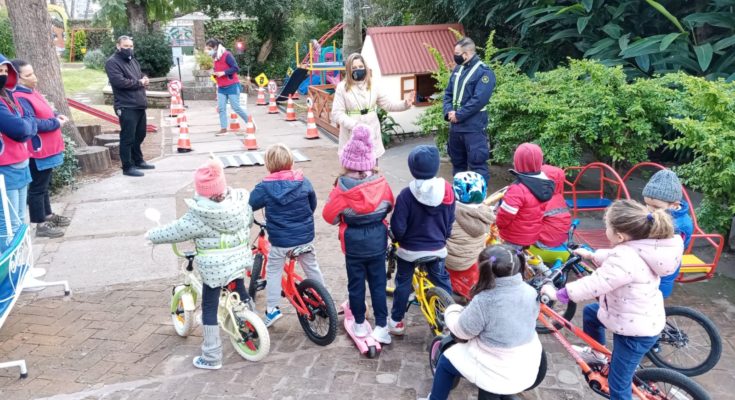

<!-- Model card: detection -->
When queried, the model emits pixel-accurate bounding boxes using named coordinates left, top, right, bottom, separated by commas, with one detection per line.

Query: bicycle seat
left=288, top=244, right=314, bottom=258
left=414, top=256, right=440, bottom=266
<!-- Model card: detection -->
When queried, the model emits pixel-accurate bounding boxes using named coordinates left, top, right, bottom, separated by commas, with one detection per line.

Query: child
left=537, top=164, right=571, bottom=248
left=445, top=171, right=495, bottom=283
left=146, top=159, right=254, bottom=370
left=642, top=169, right=693, bottom=298
left=424, top=245, right=542, bottom=400
left=542, top=200, right=683, bottom=400
left=389, top=145, right=454, bottom=335
left=249, top=143, right=326, bottom=327
left=322, top=124, right=395, bottom=343
left=495, top=143, right=554, bottom=247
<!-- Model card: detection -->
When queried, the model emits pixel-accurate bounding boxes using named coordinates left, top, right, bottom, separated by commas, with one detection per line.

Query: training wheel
left=367, top=345, right=378, bottom=359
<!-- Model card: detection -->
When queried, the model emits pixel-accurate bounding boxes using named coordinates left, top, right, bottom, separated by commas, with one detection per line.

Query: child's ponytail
left=471, top=244, right=524, bottom=297
left=648, top=208, right=675, bottom=239
left=606, top=200, right=674, bottom=241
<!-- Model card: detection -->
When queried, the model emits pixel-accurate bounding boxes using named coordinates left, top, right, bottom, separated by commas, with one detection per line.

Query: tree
left=96, top=0, right=197, bottom=33
left=6, top=0, right=86, bottom=147
left=342, top=0, right=362, bottom=56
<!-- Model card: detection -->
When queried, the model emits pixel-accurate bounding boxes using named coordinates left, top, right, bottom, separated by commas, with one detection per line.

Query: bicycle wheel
left=634, top=368, right=711, bottom=400
left=248, top=254, right=264, bottom=301
left=526, top=349, right=548, bottom=391
left=171, top=286, right=195, bottom=337
left=425, top=287, right=455, bottom=335
left=296, top=279, right=338, bottom=346
left=646, top=306, right=722, bottom=377
left=227, top=307, right=270, bottom=362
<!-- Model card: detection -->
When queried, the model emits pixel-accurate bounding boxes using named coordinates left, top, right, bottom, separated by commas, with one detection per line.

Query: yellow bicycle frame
left=412, top=266, right=447, bottom=335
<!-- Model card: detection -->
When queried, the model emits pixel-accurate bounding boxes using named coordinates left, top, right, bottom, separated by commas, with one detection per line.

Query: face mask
left=0, top=75, right=7, bottom=89
left=352, top=69, right=366, bottom=81
left=453, top=54, right=466, bottom=66
left=208, top=49, right=216, bottom=57
left=119, top=48, right=134, bottom=59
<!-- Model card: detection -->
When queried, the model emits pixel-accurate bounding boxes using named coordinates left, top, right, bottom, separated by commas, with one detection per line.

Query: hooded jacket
left=538, top=165, right=571, bottom=248
left=659, top=200, right=694, bottom=298
left=249, top=169, right=317, bottom=248
left=446, top=202, right=495, bottom=271
left=322, top=174, right=394, bottom=258
left=566, top=236, right=684, bottom=337
left=146, top=188, right=254, bottom=288
left=105, top=50, right=147, bottom=109
left=0, top=55, right=36, bottom=169
left=390, top=178, right=456, bottom=252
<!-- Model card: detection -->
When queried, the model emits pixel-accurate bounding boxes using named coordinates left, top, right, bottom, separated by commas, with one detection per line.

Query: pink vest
left=0, top=96, right=30, bottom=166
left=13, top=90, right=64, bottom=159
left=214, top=51, right=240, bottom=88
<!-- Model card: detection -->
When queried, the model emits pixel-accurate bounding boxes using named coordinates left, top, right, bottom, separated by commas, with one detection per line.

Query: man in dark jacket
left=105, top=36, right=154, bottom=177
left=443, top=37, right=496, bottom=186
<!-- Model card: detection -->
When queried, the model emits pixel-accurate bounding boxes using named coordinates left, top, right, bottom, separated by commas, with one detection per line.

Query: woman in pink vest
left=12, top=59, right=71, bottom=238
left=205, top=39, right=251, bottom=136
left=0, top=55, right=37, bottom=252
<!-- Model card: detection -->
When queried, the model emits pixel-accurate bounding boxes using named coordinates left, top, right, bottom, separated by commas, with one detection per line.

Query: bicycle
left=248, top=219, right=338, bottom=346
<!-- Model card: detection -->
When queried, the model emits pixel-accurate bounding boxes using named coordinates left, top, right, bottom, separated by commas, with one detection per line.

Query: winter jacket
left=565, top=236, right=684, bottom=337
left=213, top=50, right=240, bottom=89
left=538, top=165, right=571, bottom=248
left=446, top=202, right=495, bottom=271
left=14, top=86, right=64, bottom=160
left=105, top=51, right=147, bottom=109
left=249, top=169, right=317, bottom=248
left=331, top=80, right=410, bottom=159
left=322, top=174, right=394, bottom=258
left=659, top=200, right=694, bottom=297
left=146, top=189, right=254, bottom=288
left=390, top=178, right=455, bottom=252
left=443, top=274, right=542, bottom=394
left=496, top=172, right=554, bottom=246
left=442, top=55, right=496, bottom=134
left=0, top=55, right=36, bottom=170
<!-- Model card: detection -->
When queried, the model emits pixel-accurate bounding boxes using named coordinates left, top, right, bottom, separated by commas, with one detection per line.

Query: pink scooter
left=341, top=301, right=381, bottom=358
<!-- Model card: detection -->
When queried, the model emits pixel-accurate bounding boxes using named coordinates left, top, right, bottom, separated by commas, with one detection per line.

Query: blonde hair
left=264, top=143, right=294, bottom=173
left=344, top=53, right=371, bottom=92
left=605, top=200, right=674, bottom=241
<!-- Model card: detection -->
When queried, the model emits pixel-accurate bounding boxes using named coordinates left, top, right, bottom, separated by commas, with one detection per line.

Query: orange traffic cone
left=176, top=114, right=192, bottom=153
left=169, top=94, right=185, bottom=117
left=256, top=87, right=266, bottom=106
left=305, top=100, right=319, bottom=140
left=285, top=95, right=297, bottom=121
left=243, top=116, right=258, bottom=150
left=228, top=112, right=242, bottom=133
left=176, top=113, right=188, bottom=127
left=268, top=89, right=278, bottom=114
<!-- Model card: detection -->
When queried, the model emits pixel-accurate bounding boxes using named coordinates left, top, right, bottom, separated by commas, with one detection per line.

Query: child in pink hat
left=323, top=124, right=395, bottom=344
left=146, top=158, right=255, bottom=370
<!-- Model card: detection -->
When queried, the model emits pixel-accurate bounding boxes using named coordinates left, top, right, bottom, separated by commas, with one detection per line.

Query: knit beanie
left=513, top=143, right=543, bottom=174
left=340, top=124, right=375, bottom=171
left=195, top=159, right=227, bottom=197
left=642, top=169, right=682, bottom=203
left=408, top=145, right=440, bottom=179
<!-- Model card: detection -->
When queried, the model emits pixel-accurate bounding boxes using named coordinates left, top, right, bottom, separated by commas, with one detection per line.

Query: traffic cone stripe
left=176, top=112, right=192, bottom=152
left=243, top=115, right=258, bottom=150
left=256, top=87, right=267, bottom=106
left=228, top=112, right=241, bottom=132
left=305, top=100, right=320, bottom=140
left=268, top=89, right=278, bottom=114
left=285, top=95, right=297, bottom=121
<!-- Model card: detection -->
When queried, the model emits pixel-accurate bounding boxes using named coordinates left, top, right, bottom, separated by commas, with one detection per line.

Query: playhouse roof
left=365, top=24, right=464, bottom=75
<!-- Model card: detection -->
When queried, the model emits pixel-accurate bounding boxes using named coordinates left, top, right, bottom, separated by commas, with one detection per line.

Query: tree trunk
left=126, top=0, right=149, bottom=34
left=84, top=0, right=91, bottom=19
left=6, top=0, right=87, bottom=148
left=70, top=0, right=76, bottom=19
left=257, top=36, right=273, bottom=64
left=343, top=0, right=363, bottom=56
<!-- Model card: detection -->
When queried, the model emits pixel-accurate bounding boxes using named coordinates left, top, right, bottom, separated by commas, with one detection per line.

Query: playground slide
left=67, top=98, right=158, bottom=133
left=278, top=67, right=308, bottom=101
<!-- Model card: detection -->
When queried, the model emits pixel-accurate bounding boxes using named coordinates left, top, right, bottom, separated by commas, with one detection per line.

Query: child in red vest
left=537, top=164, right=571, bottom=248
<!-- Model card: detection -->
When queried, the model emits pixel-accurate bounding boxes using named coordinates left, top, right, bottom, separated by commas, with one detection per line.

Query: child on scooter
left=422, top=244, right=542, bottom=400
left=537, top=164, right=571, bottom=248
left=322, top=124, right=395, bottom=344
left=389, top=145, right=454, bottom=336
left=146, top=159, right=254, bottom=370
left=249, top=143, right=326, bottom=327
left=642, top=169, right=693, bottom=298
left=541, top=200, right=683, bottom=400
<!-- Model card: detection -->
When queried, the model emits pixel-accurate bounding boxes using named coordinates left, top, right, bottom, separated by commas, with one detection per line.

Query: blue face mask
left=208, top=49, right=216, bottom=57
left=352, top=68, right=366, bottom=81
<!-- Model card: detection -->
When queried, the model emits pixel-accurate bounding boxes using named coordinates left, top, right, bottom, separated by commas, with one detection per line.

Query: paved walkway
left=0, top=100, right=733, bottom=399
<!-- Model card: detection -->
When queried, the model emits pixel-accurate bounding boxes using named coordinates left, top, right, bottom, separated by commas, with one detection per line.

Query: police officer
left=443, top=37, right=495, bottom=186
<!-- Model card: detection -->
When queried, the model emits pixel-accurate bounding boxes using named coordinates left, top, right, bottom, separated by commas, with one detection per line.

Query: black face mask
left=454, top=54, right=466, bottom=66
left=119, top=48, right=134, bottom=59
left=352, top=69, right=366, bottom=81
left=0, top=75, right=7, bottom=89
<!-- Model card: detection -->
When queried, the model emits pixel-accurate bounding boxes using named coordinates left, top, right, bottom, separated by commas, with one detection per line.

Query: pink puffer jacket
left=566, top=236, right=683, bottom=337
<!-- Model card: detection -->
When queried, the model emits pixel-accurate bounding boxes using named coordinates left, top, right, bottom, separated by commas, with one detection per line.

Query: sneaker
left=216, top=128, right=228, bottom=136
left=371, top=325, right=392, bottom=345
left=45, top=213, right=71, bottom=227
left=123, top=167, right=144, bottom=177
left=135, top=161, right=155, bottom=170
left=353, top=321, right=369, bottom=338
left=192, top=356, right=221, bottom=370
left=572, top=345, right=607, bottom=367
left=388, top=319, right=405, bottom=336
left=264, top=307, right=282, bottom=327
left=36, top=222, right=64, bottom=238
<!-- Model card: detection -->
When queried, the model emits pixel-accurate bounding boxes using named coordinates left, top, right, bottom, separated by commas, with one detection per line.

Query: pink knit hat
left=195, top=159, right=227, bottom=197
left=340, top=124, right=375, bottom=171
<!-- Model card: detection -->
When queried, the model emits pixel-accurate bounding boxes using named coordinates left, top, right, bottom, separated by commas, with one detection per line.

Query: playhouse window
left=401, top=74, right=437, bottom=107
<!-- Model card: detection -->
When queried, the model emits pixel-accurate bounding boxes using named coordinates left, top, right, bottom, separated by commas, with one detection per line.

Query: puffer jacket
left=322, top=174, right=394, bottom=258
left=566, top=236, right=684, bottom=337
left=390, top=178, right=456, bottom=251
left=146, top=189, right=254, bottom=288
left=446, top=202, right=495, bottom=271
left=538, top=165, right=571, bottom=247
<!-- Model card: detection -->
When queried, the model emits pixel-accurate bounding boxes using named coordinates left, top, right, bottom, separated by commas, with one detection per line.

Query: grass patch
left=62, top=67, right=108, bottom=97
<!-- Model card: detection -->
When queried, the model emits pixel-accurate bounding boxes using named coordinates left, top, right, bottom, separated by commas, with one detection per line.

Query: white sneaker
left=388, top=318, right=406, bottom=335
left=572, top=345, right=608, bottom=367
left=353, top=321, right=369, bottom=338
left=371, top=325, right=392, bottom=344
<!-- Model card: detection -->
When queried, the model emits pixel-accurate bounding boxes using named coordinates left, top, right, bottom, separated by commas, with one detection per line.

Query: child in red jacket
left=537, top=164, right=571, bottom=248
left=496, top=143, right=554, bottom=247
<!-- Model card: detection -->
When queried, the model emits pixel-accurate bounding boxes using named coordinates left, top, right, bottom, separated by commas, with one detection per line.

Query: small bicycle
left=248, top=219, right=338, bottom=346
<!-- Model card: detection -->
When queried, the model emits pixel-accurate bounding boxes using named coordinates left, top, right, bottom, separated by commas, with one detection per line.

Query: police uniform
left=442, top=55, right=496, bottom=185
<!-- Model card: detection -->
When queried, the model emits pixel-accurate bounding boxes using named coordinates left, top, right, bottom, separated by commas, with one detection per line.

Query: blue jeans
left=582, top=304, right=658, bottom=400
left=391, top=256, right=453, bottom=322
left=217, top=92, right=250, bottom=129
left=429, top=354, right=463, bottom=400
left=0, top=185, right=27, bottom=252
left=201, top=278, right=248, bottom=325
left=346, top=254, right=388, bottom=327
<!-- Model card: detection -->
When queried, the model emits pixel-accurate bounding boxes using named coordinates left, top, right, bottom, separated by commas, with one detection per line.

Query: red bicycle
left=247, top=219, right=338, bottom=346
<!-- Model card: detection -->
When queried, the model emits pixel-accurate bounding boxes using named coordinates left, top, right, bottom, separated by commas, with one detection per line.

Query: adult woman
left=0, top=54, right=36, bottom=251
left=12, top=59, right=71, bottom=238
left=331, top=53, right=414, bottom=160
left=205, top=38, right=250, bottom=136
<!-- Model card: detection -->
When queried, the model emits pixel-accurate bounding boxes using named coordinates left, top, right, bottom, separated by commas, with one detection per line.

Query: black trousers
left=117, top=107, right=147, bottom=170
left=28, top=158, right=53, bottom=223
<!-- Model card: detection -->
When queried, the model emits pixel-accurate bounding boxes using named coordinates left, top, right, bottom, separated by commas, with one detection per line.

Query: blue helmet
left=453, top=171, right=487, bottom=204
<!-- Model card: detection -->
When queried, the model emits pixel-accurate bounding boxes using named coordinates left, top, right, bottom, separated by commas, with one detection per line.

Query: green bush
left=0, top=9, right=14, bottom=59
left=65, top=30, right=87, bottom=62
left=83, top=49, right=107, bottom=70
left=127, top=31, right=173, bottom=78
left=50, top=133, right=79, bottom=194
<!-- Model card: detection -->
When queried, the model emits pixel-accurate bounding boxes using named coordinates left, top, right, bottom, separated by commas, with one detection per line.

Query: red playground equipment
left=67, top=98, right=158, bottom=133
left=564, top=162, right=724, bottom=283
